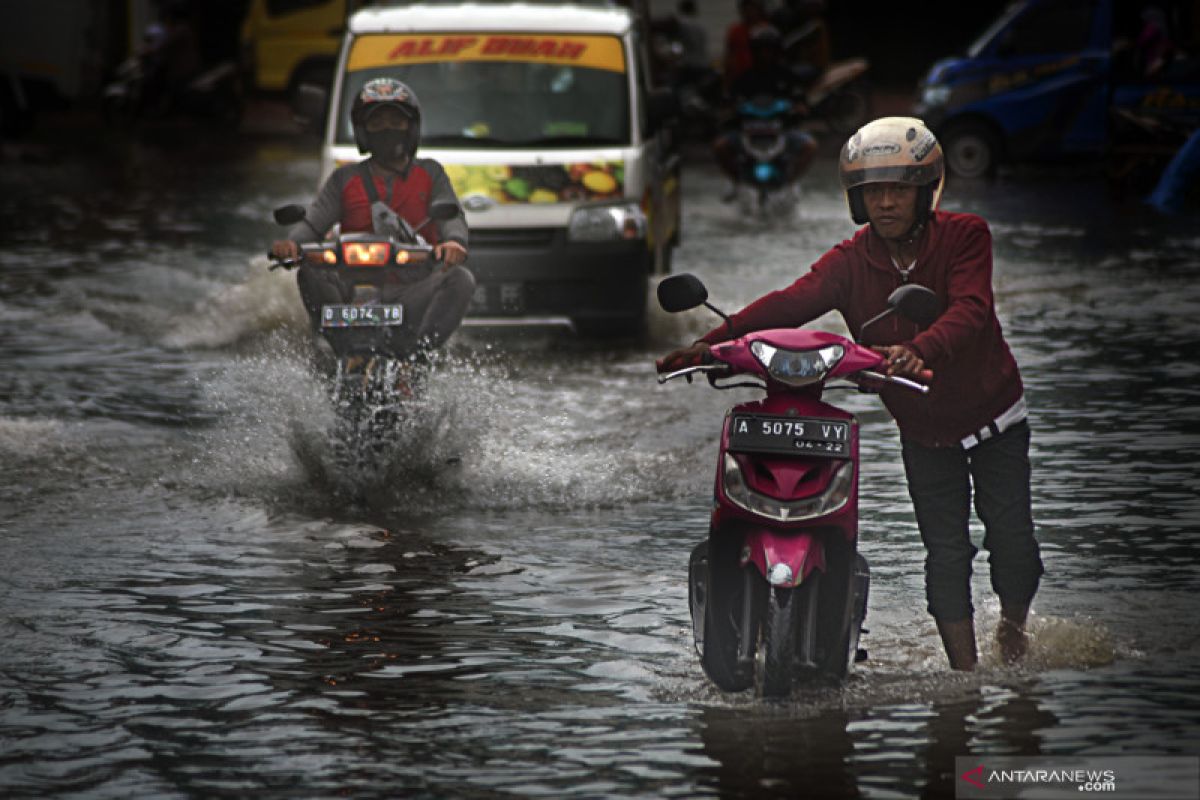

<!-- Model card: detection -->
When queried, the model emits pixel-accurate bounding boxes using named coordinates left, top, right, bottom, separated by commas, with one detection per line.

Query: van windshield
left=338, top=34, right=632, bottom=149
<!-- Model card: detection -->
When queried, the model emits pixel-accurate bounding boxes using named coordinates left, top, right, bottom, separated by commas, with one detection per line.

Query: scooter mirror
left=273, top=204, right=307, bottom=226
left=657, top=273, right=709, bottom=313
left=428, top=201, right=460, bottom=221
left=889, top=285, right=942, bottom=327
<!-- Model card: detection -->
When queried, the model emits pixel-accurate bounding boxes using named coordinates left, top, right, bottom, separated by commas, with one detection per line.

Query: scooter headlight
left=750, top=341, right=844, bottom=387
left=753, top=163, right=778, bottom=183
left=722, top=453, right=854, bottom=523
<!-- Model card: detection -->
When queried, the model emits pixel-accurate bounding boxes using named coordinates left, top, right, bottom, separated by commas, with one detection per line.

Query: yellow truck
left=240, top=0, right=369, bottom=105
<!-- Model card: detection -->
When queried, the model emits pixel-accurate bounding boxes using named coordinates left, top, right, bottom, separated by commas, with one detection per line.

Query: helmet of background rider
left=838, top=116, right=944, bottom=228
left=747, top=23, right=784, bottom=64
left=350, top=77, right=423, bottom=157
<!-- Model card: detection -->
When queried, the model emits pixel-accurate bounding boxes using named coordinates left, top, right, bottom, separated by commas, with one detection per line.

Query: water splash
left=190, top=340, right=686, bottom=514
left=162, top=257, right=308, bottom=350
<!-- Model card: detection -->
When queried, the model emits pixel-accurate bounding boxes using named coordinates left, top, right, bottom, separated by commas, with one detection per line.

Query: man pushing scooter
left=659, top=117, right=1043, bottom=670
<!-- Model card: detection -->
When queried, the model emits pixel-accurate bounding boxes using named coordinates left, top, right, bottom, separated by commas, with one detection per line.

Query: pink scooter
left=656, top=274, right=939, bottom=697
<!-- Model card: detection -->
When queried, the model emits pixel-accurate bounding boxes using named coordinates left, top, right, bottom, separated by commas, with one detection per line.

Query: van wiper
left=422, top=133, right=627, bottom=148
left=523, top=135, right=626, bottom=147
left=421, top=134, right=517, bottom=147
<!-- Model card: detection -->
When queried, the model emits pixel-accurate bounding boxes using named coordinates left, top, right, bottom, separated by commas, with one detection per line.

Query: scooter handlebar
left=858, top=370, right=932, bottom=394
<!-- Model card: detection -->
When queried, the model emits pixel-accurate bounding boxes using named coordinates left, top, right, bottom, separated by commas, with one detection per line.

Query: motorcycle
left=655, top=273, right=940, bottom=697
left=782, top=21, right=872, bottom=135
left=733, top=96, right=804, bottom=210
left=102, top=53, right=243, bottom=126
left=648, top=17, right=724, bottom=144
left=268, top=201, right=461, bottom=450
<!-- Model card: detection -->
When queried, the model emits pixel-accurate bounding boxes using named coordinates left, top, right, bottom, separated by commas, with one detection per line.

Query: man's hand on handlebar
left=434, top=241, right=468, bottom=268
left=872, top=344, right=933, bottom=382
left=656, top=341, right=711, bottom=373
left=270, top=240, right=300, bottom=262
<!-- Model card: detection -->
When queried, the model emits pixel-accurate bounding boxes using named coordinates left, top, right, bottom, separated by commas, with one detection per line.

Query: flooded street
left=2, top=127, right=1198, bottom=798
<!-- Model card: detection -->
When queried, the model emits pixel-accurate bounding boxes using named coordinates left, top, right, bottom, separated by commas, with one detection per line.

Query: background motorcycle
left=102, top=47, right=242, bottom=126
left=269, top=202, right=459, bottom=451
left=648, top=17, right=724, bottom=144
left=782, top=21, right=872, bottom=135
left=733, top=96, right=803, bottom=210
left=656, top=274, right=939, bottom=697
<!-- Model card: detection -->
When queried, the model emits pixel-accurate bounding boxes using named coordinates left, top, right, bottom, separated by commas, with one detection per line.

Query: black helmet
left=748, top=24, right=783, bottom=50
left=350, top=77, right=422, bottom=157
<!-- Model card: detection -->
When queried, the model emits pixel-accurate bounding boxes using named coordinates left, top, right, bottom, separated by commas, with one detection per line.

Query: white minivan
left=316, top=1, right=681, bottom=336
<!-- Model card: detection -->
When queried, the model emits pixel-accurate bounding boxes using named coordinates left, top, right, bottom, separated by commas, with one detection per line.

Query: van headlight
left=722, top=453, right=854, bottom=522
left=750, top=340, right=844, bottom=387
left=921, top=84, right=951, bottom=107
left=567, top=202, right=646, bottom=242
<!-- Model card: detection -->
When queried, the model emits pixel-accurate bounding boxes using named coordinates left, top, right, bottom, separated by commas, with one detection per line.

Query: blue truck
left=913, top=0, right=1200, bottom=179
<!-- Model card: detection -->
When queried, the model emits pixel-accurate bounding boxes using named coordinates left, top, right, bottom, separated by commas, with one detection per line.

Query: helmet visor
left=840, top=161, right=942, bottom=189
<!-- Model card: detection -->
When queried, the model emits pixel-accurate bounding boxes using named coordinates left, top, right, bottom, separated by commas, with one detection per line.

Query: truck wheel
left=943, top=121, right=1000, bottom=180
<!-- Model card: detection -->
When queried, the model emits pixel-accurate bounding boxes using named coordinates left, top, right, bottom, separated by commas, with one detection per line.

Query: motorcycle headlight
left=750, top=341, right=844, bottom=387
left=722, top=453, right=854, bottom=523
left=567, top=203, right=647, bottom=242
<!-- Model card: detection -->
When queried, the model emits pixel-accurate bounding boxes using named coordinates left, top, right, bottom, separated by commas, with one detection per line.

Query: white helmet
left=839, top=116, right=945, bottom=228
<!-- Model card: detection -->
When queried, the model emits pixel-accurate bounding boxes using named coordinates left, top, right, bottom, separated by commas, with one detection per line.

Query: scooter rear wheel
left=695, top=539, right=756, bottom=692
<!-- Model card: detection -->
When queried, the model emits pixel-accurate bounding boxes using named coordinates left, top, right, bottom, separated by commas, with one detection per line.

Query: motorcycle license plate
left=320, top=304, right=404, bottom=328
left=728, top=415, right=850, bottom=457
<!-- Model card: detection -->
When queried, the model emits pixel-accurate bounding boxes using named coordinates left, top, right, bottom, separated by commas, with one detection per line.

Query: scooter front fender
left=742, top=528, right=826, bottom=588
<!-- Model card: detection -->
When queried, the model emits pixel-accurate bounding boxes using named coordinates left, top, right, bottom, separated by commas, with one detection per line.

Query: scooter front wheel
left=758, top=585, right=798, bottom=698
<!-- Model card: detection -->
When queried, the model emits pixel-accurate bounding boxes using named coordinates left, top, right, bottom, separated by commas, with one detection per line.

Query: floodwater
left=1, top=125, right=1198, bottom=799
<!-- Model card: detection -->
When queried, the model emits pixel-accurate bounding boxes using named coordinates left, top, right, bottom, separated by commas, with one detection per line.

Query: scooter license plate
left=320, top=304, right=404, bottom=328
left=728, top=415, right=851, bottom=457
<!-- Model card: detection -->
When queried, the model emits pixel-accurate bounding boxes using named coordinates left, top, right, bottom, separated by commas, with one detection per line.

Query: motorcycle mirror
left=858, top=285, right=943, bottom=343
left=889, top=285, right=942, bottom=327
left=657, top=273, right=708, bottom=312
left=429, top=201, right=460, bottom=221
left=273, top=204, right=307, bottom=226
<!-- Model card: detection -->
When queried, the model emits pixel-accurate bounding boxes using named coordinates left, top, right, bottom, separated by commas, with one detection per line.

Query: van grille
left=469, top=228, right=557, bottom=248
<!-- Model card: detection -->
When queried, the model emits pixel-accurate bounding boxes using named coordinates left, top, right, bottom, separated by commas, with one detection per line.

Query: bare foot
left=997, top=617, right=1028, bottom=664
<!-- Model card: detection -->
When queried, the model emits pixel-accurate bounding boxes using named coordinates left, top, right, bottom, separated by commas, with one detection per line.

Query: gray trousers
left=297, top=263, right=476, bottom=349
left=901, top=421, right=1043, bottom=622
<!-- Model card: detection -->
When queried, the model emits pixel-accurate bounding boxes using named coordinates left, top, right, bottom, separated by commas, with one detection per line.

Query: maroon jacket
left=698, top=211, right=1024, bottom=448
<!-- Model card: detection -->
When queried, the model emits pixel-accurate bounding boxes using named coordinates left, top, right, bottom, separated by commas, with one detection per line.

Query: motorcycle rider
left=660, top=117, right=1043, bottom=671
left=713, top=25, right=818, bottom=200
left=270, top=77, right=473, bottom=352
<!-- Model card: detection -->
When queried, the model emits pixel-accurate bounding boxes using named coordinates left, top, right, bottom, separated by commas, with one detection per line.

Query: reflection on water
left=1, top=135, right=1199, bottom=797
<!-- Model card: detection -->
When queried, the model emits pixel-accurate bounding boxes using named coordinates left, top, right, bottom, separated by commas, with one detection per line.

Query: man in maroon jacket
left=659, top=117, right=1043, bottom=670
left=271, top=78, right=473, bottom=350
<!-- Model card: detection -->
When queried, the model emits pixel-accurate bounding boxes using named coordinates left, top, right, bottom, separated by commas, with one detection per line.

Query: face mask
left=367, top=129, right=408, bottom=161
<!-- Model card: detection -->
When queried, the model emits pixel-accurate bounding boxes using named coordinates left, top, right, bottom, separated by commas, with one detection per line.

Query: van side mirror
left=647, top=87, right=680, bottom=129
left=292, top=83, right=328, bottom=122
left=657, top=273, right=708, bottom=312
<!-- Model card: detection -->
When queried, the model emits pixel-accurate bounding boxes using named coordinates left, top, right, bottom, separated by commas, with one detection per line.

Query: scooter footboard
left=742, top=527, right=827, bottom=588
